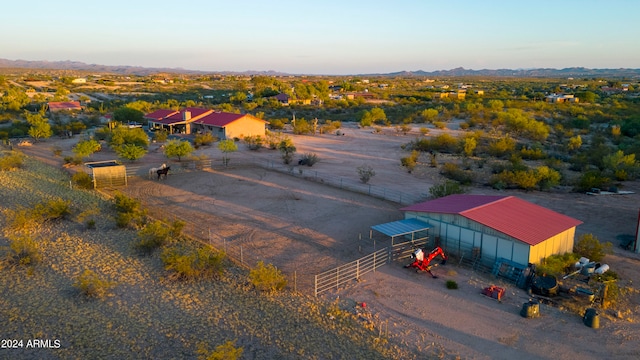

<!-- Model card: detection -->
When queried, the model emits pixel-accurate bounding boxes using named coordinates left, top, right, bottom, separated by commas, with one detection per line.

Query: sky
left=1, top=0, right=639, bottom=75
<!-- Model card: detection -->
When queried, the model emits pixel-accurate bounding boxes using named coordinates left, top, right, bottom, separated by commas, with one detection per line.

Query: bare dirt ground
left=19, top=124, right=640, bottom=360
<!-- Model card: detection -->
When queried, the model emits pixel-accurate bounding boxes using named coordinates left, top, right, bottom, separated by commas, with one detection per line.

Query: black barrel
left=583, top=308, right=600, bottom=329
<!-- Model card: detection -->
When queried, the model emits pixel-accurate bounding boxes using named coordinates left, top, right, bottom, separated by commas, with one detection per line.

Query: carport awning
left=371, top=218, right=432, bottom=237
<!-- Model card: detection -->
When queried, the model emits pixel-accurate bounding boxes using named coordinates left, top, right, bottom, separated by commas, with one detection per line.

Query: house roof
left=401, top=195, right=582, bottom=246
left=144, top=109, right=179, bottom=120
left=165, top=107, right=212, bottom=122
left=48, top=101, right=82, bottom=111
left=274, top=93, right=290, bottom=101
left=193, top=112, right=268, bottom=127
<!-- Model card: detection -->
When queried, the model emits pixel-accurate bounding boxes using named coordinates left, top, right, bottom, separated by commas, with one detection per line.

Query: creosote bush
left=73, top=269, right=116, bottom=299
left=446, top=280, right=458, bottom=289
left=72, top=171, right=94, bottom=189
left=299, top=153, right=319, bottom=166
left=357, top=164, right=375, bottom=184
left=0, top=151, right=25, bottom=170
left=429, top=180, right=466, bottom=198
left=249, top=261, right=287, bottom=293
left=161, top=244, right=226, bottom=281
left=113, top=192, right=146, bottom=228
left=197, top=340, right=244, bottom=360
left=135, top=219, right=185, bottom=254
left=6, top=235, right=41, bottom=266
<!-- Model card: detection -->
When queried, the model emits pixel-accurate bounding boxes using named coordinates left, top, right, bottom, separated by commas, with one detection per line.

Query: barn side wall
left=224, top=117, right=266, bottom=139
left=404, top=211, right=574, bottom=267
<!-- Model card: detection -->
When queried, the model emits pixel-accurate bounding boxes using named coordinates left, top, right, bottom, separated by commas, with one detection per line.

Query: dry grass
left=0, top=157, right=426, bottom=359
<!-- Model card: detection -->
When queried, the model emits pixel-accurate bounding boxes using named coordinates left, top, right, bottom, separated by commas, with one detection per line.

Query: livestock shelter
left=401, top=195, right=583, bottom=267
left=83, top=160, right=127, bottom=189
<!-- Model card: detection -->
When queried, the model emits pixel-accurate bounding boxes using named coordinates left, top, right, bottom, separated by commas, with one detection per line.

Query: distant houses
left=48, top=101, right=82, bottom=113
left=144, top=107, right=267, bottom=139
left=545, top=94, right=578, bottom=103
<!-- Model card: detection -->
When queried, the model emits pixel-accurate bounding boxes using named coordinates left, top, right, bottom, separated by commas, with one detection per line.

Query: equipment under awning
left=370, top=218, right=432, bottom=244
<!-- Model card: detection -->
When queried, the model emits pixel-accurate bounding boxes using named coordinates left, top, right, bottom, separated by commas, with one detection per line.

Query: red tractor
left=404, top=246, right=448, bottom=278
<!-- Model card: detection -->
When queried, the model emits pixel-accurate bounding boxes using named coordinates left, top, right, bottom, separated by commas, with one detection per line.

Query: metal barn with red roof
left=401, top=194, right=582, bottom=266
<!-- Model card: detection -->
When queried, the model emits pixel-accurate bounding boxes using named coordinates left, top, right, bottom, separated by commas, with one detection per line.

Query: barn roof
left=401, top=195, right=582, bottom=246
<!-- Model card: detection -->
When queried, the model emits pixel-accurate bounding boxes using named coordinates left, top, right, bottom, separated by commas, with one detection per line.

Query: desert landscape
left=14, top=124, right=640, bottom=359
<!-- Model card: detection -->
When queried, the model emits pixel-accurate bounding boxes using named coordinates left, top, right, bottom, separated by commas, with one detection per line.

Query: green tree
left=115, top=144, right=148, bottom=161
left=25, top=111, right=52, bottom=142
left=113, top=107, right=144, bottom=124
left=278, top=138, right=296, bottom=164
left=164, top=139, right=194, bottom=161
left=420, top=108, right=439, bottom=123
left=462, top=137, right=477, bottom=157
left=109, top=126, right=149, bottom=148
left=218, top=139, right=238, bottom=166
left=72, top=139, right=101, bottom=159
left=567, top=135, right=582, bottom=151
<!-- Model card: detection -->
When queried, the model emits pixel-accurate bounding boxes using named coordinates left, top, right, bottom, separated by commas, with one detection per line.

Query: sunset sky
left=1, top=0, right=638, bottom=74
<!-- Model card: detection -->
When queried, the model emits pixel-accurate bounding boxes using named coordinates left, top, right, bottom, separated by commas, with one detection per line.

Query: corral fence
left=314, top=238, right=428, bottom=297
left=260, top=160, right=425, bottom=205
left=125, top=158, right=213, bottom=179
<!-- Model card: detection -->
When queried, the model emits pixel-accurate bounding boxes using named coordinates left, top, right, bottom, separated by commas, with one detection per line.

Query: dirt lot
left=19, top=124, right=640, bottom=359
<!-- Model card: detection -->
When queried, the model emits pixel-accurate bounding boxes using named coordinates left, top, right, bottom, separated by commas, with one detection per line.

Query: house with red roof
left=144, top=108, right=267, bottom=139
left=48, top=101, right=82, bottom=113
left=401, top=194, right=582, bottom=267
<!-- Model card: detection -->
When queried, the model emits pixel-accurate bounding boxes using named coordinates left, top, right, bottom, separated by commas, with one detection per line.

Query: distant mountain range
left=1, top=58, right=639, bottom=78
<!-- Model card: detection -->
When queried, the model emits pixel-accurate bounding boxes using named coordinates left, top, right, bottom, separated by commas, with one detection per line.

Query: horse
left=157, top=166, right=171, bottom=180
left=149, top=164, right=167, bottom=179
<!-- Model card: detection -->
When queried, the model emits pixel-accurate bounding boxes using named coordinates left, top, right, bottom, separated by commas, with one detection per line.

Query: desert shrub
left=63, top=155, right=83, bottom=165
left=265, top=130, right=285, bottom=149
left=161, top=245, right=226, bottom=280
left=446, top=280, right=458, bottom=289
left=34, top=198, right=71, bottom=221
left=535, top=253, right=580, bottom=277
left=77, top=209, right=100, bottom=230
left=113, top=191, right=141, bottom=214
left=519, top=146, right=546, bottom=160
left=319, top=120, right=341, bottom=134
left=72, top=171, right=94, bottom=189
left=434, top=121, right=447, bottom=129
left=51, top=146, right=63, bottom=156
left=113, top=192, right=145, bottom=228
left=298, top=153, right=319, bottom=167
left=6, top=235, right=41, bottom=266
left=153, top=129, right=168, bottom=143
left=574, top=234, right=613, bottom=263
left=573, top=170, right=611, bottom=192
left=0, top=151, right=25, bottom=170
left=73, top=269, right=116, bottom=299
left=429, top=180, right=466, bottom=198
left=197, top=340, right=244, bottom=360
left=249, top=261, right=287, bottom=293
left=269, top=118, right=285, bottom=130
left=278, top=138, right=296, bottom=164
left=356, top=164, right=375, bottom=184
left=5, top=207, right=35, bottom=230
left=194, top=132, right=216, bottom=148
left=440, top=163, right=474, bottom=185
left=135, top=219, right=185, bottom=254
left=401, top=150, right=419, bottom=173
left=244, top=135, right=264, bottom=150
left=487, top=136, right=516, bottom=158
